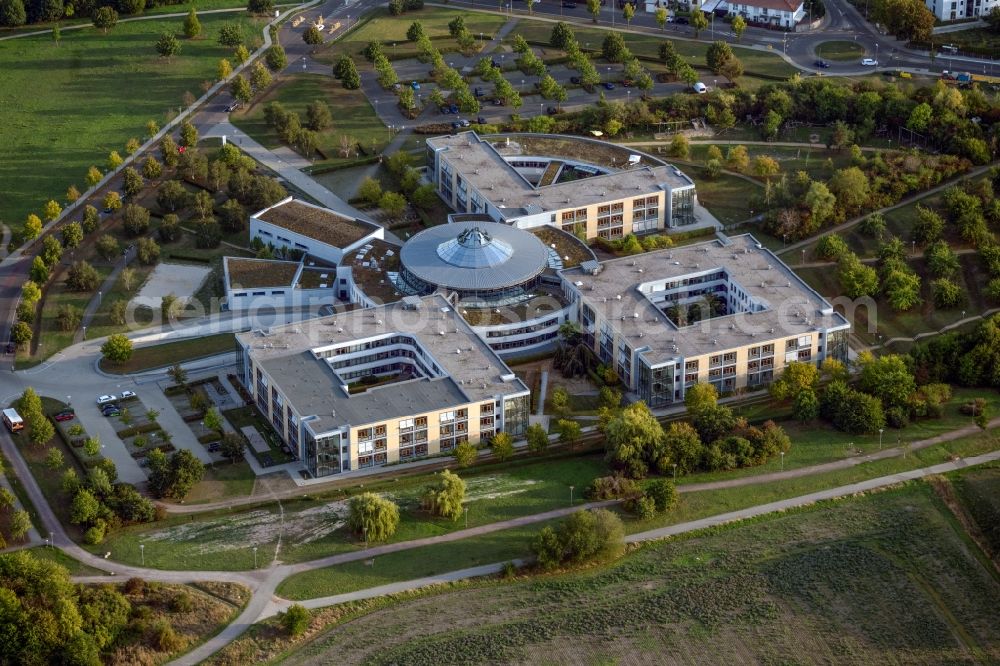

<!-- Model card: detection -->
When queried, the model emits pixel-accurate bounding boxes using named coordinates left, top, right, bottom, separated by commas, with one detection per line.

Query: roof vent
left=769, top=328, right=774, bottom=334
left=615, top=294, right=622, bottom=300
left=456, top=349, right=462, bottom=354
left=633, top=312, right=639, bottom=318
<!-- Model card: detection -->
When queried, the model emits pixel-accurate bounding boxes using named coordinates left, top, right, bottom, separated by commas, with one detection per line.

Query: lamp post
left=878, top=428, right=884, bottom=451
left=139, top=543, right=145, bottom=566
left=363, top=527, right=368, bottom=549
left=780, top=451, right=784, bottom=471
left=253, top=546, right=258, bottom=568
left=464, top=506, right=469, bottom=528
left=569, top=485, right=574, bottom=506
left=672, top=463, right=677, bottom=481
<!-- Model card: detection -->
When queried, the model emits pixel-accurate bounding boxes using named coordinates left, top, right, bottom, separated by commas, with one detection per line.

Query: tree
left=601, top=32, right=627, bottom=62
left=156, top=31, right=180, bottom=58
left=646, top=478, right=678, bottom=512
left=45, top=447, right=64, bottom=470
left=622, top=1, right=634, bottom=25
left=829, top=166, right=869, bottom=214
left=83, top=437, right=100, bottom=457
left=453, top=440, right=477, bottom=467
left=168, top=363, right=188, bottom=387
left=234, top=43, right=250, bottom=63
left=925, top=240, right=959, bottom=278
left=587, top=0, right=600, bottom=21
left=92, top=6, right=117, bottom=33
left=604, top=402, right=666, bottom=478
left=669, top=133, right=689, bottom=159
left=684, top=382, right=718, bottom=416
left=282, top=604, right=310, bottom=637
left=347, top=492, right=399, bottom=541
left=29, top=256, right=48, bottom=284
left=838, top=252, right=879, bottom=298
left=550, top=21, right=574, bottom=49
left=691, top=6, right=709, bottom=38
left=706, top=41, right=733, bottom=74
left=140, top=156, right=162, bottom=182
left=183, top=7, right=201, bottom=38
left=732, top=14, right=746, bottom=41
left=247, top=0, right=273, bottom=12
left=21, top=281, right=41, bottom=307
left=40, top=235, right=62, bottom=267
left=110, top=300, right=127, bottom=326
left=655, top=6, right=667, bottom=29
left=447, top=14, right=465, bottom=36
left=7, top=510, right=30, bottom=541
left=28, top=415, right=54, bottom=446
left=250, top=60, right=272, bottom=92
left=526, top=423, right=549, bottom=453
left=858, top=352, right=916, bottom=410
left=720, top=56, right=744, bottom=84
left=58, top=223, right=83, bottom=253
left=17, top=388, right=42, bottom=422
left=379, top=191, right=407, bottom=219
left=0, top=0, right=26, bottom=26
left=161, top=292, right=181, bottom=321
left=421, top=469, right=466, bottom=520
left=71, top=488, right=101, bottom=525
left=492, top=431, right=515, bottom=462
left=794, top=388, right=820, bottom=422
left=770, top=361, right=819, bottom=401
left=220, top=432, right=245, bottom=462
left=121, top=204, right=150, bottom=237
left=217, top=21, right=243, bottom=47
left=407, top=20, right=424, bottom=41
left=303, top=24, right=322, bottom=45
left=10, top=321, right=32, bottom=347
left=559, top=508, right=624, bottom=564
left=726, top=145, right=749, bottom=171
left=931, top=278, right=963, bottom=309
left=23, top=213, right=42, bottom=241
left=95, top=234, right=120, bottom=261
left=66, top=184, right=80, bottom=203
left=265, top=44, right=287, bottom=72
left=101, top=334, right=133, bottom=363
left=179, top=120, right=198, bottom=148
left=103, top=190, right=122, bottom=212
left=56, top=304, right=81, bottom=331
left=42, top=199, right=61, bottom=222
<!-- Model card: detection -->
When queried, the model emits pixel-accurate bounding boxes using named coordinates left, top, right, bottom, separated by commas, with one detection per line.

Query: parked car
left=5, top=342, right=14, bottom=354
left=861, top=58, right=878, bottom=66
left=476, top=116, right=487, bottom=124
left=603, top=82, right=615, bottom=90
left=813, top=59, right=830, bottom=68
left=97, top=395, right=117, bottom=406
left=622, top=79, right=634, bottom=87
left=562, top=1, right=577, bottom=7
left=459, top=119, right=471, bottom=127
left=449, top=103, right=459, bottom=114
left=410, top=80, right=420, bottom=90
left=208, top=443, right=221, bottom=452
left=120, top=390, right=137, bottom=401
left=491, top=59, right=500, bottom=69
left=103, top=407, right=121, bottom=417
left=546, top=106, right=558, bottom=115
left=692, top=81, right=708, bottom=94
left=54, top=411, right=75, bottom=422
left=474, top=87, right=483, bottom=97
left=225, top=102, right=241, bottom=112
left=666, top=15, right=675, bottom=22
left=570, top=76, right=581, bottom=84
left=675, top=16, right=689, bottom=24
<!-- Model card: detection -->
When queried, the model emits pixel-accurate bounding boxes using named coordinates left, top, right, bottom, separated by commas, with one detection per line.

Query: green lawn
left=27, top=264, right=113, bottom=364
left=511, top=19, right=798, bottom=79
left=951, top=462, right=1000, bottom=554
left=276, top=427, right=1000, bottom=600
left=689, top=143, right=855, bottom=183
left=682, top=165, right=761, bottom=226
left=185, top=461, right=258, bottom=504
left=815, top=40, right=866, bottom=61
left=23, top=546, right=107, bottom=576
left=271, top=482, right=1000, bottom=665
left=231, top=73, right=391, bottom=166
left=315, top=6, right=507, bottom=64
left=0, top=12, right=261, bottom=234
left=98, top=332, right=236, bottom=374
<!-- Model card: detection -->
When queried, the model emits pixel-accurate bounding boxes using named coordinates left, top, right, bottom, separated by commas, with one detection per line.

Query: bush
left=628, top=495, right=657, bottom=519
left=282, top=603, right=310, bottom=636
left=347, top=493, right=399, bottom=541
left=646, top=478, right=678, bottom=512
left=585, top=475, right=641, bottom=500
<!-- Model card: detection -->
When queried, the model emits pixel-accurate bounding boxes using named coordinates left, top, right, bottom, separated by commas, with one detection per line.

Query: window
left=399, top=418, right=414, bottom=429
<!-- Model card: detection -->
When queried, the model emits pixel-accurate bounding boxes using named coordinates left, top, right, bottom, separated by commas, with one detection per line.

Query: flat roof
left=255, top=199, right=380, bottom=249
left=561, top=234, right=849, bottom=366
left=236, top=294, right=528, bottom=433
left=225, top=257, right=299, bottom=290
left=426, top=132, right=695, bottom=219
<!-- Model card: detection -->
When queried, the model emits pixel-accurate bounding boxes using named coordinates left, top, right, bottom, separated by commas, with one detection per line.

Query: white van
left=692, top=82, right=708, bottom=94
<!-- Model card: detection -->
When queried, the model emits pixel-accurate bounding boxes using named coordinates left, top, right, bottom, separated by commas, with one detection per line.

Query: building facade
left=560, top=234, right=850, bottom=407
left=426, top=132, right=698, bottom=240
left=725, top=0, right=805, bottom=27
left=235, top=295, right=530, bottom=478
left=250, top=197, right=384, bottom=265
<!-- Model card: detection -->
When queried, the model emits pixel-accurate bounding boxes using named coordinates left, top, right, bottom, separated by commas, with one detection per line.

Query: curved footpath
left=176, top=447, right=1000, bottom=665
left=2, top=400, right=998, bottom=663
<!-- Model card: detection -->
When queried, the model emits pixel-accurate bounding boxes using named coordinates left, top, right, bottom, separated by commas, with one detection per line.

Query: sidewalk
left=75, top=247, right=135, bottom=344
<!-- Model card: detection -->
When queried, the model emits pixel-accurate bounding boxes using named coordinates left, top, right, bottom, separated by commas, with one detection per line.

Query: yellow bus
left=2, top=408, right=24, bottom=432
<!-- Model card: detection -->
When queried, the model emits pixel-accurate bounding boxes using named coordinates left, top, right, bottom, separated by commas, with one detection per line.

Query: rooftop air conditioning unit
left=616, top=294, right=622, bottom=300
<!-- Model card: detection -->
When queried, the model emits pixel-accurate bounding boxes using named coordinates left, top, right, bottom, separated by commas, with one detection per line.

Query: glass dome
left=436, top=227, right=514, bottom=269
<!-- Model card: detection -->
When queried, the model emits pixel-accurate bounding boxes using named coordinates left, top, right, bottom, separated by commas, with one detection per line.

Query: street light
left=779, top=451, right=784, bottom=471
left=139, top=543, right=145, bottom=566
left=464, top=506, right=469, bottom=528
left=672, top=463, right=678, bottom=481
left=878, top=428, right=884, bottom=451
left=253, top=546, right=258, bottom=568
left=569, top=485, right=574, bottom=506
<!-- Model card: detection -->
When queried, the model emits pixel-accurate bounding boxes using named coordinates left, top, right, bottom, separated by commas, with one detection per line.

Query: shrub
left=282, top=604, right=310, bottom=637
left=347, top=493, right=399, bottom=541
left=585, top=474, right=641, bottom=500
left=645, top=478, right=678, bottom=512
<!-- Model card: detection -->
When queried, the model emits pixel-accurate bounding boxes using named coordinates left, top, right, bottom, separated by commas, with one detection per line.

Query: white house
left=725, top=0, right=805, bottom=28
left=249, top=197, right=384, bottom=265
left=223, top=256, right=342, bottom=312
left=925, top=0, right=997, bottom=21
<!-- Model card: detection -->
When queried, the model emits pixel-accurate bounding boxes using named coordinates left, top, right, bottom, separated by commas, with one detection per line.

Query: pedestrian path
left=75, top=247, right=134, bottom=344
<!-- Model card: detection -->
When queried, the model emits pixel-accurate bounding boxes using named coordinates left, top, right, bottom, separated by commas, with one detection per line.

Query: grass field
left=23, top=546, right=107, bottom=575
left=951, top=462, right=1000, bottom=555
left=314, top=7, right=507, bottom=64
left=815, top=40, right=866, bottom=61
left=682, top=164, right=760, bottom=225
left=231, top=73, right=391, bottom=165
left=0, top=12, right=261, bottom=234
left=512, top=19, right=798, bottom=79
left=689, top=143, right=855, bottom=183
left=275, top=427, right=1000, bottom=599
left=266, top=482, right=1000, bottom=666
left=185, top=461, right=258, bottom=504
left=98, top=332, right=236, bottom=374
